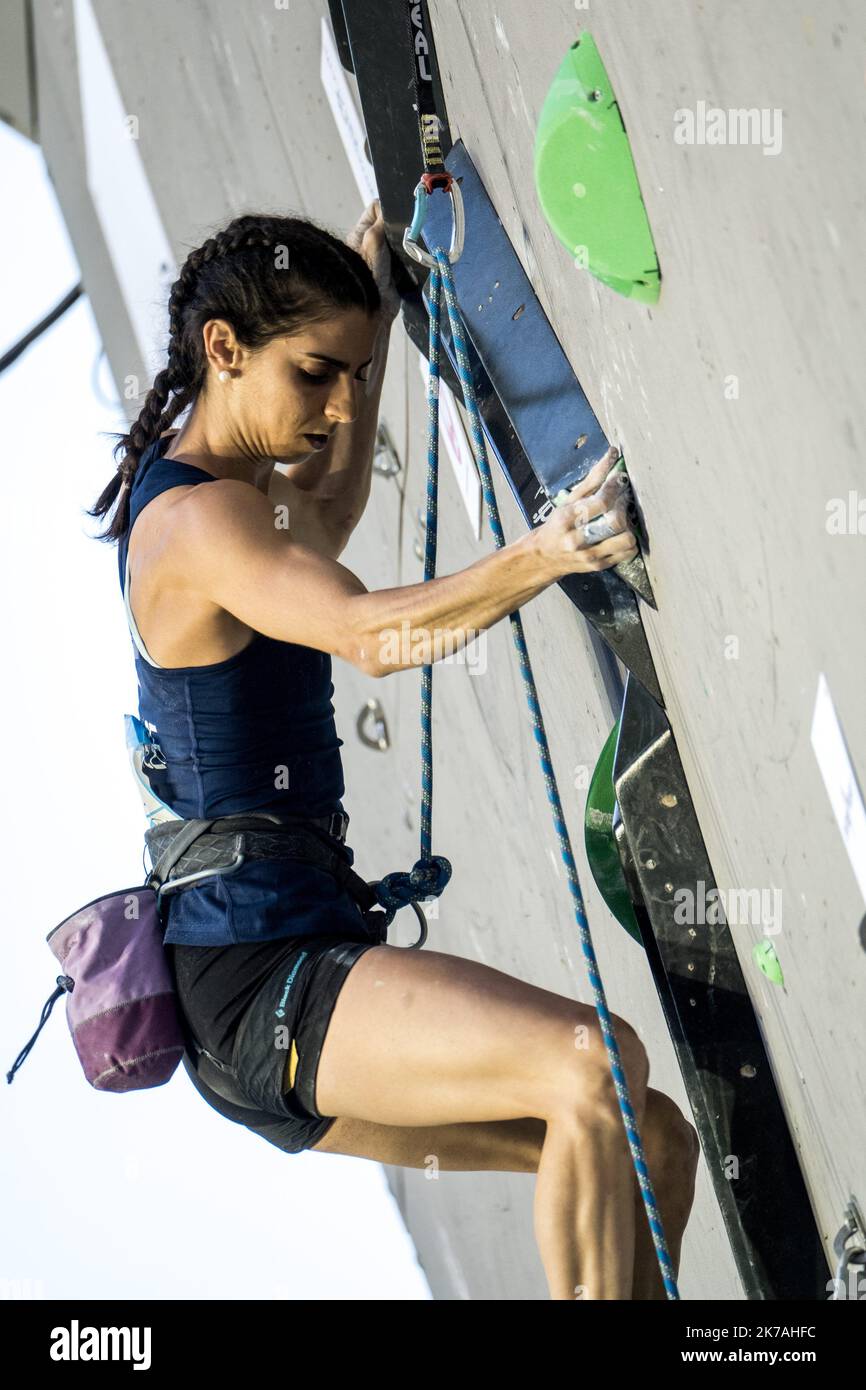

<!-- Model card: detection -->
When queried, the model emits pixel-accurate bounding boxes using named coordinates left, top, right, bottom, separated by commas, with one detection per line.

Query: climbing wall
left=410, top=0, right=866, bottom=1283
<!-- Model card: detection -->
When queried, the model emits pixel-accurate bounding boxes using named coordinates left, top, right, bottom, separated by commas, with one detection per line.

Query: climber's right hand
left=535, top=446, right=639, bottom=577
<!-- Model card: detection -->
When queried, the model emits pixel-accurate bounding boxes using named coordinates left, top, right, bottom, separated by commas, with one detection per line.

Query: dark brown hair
left=87, top=211, right=380, bottom=543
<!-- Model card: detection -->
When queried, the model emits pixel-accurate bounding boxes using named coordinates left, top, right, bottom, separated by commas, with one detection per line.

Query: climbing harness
left=124, top=705, right=449, bottom=949
left=143, top=813, right=390, bottom=939
left=400, top=14, right=676, bottom=1284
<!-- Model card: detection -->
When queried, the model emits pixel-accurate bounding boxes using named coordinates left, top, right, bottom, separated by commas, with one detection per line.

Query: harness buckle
left=155, top=832, right=247, bottom=902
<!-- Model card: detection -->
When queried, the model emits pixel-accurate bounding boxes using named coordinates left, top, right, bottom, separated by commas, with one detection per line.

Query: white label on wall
left=810, top=672, right=866, bottom=904
left=320, top=17, right=378, bottom=205
left=417, top=352, right=483, bottom=539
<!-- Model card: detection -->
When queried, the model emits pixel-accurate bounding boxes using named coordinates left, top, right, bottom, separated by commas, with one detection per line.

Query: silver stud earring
left=218, top=370, right=231, bottom=382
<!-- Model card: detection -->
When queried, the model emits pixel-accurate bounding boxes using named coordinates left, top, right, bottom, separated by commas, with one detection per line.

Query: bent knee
left=603, top=1016, right=650, bottom=1098
left=553, top=1015, right=649, bottom=1122
left=647, top=1089, right=701, bottom=1170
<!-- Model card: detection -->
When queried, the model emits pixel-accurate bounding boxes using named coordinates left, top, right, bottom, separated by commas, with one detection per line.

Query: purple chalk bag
left=7, top=818, right=224, bottom=1093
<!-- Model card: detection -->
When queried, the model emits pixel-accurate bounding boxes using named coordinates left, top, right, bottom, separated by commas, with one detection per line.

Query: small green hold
left=753, top=939, right=785, bottom=986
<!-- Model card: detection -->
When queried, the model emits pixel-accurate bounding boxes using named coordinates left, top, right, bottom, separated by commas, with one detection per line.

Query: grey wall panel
left=0, top=0, right=38, bottom=139
left=90, top=0, right=359, bottom=256
left=33, top=0, right=145, bottom=404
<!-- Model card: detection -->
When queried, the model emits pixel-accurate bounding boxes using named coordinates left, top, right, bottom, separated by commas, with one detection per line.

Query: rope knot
left=372, top=855, right=452, bottom=925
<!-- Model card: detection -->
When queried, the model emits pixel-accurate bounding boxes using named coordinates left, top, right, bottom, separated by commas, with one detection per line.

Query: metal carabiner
left=830, top=1197, right=866, bottom=1300
left=364, top=883, right=430, bottom=948
left=405, top=899, right=429, bottom=949
left=403, top=172, right=465, bottom=270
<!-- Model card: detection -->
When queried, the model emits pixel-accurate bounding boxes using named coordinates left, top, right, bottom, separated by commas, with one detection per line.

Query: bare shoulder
left=127, top=465, right=371, bottom=669
left=156, top=474, right=273, bottom=574
left=125, top=480, right=259, bottom=668
left=136, top=431, right=351, bottom=565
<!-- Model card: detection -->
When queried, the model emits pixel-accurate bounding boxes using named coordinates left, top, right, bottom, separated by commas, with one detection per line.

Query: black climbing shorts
left=166, top=930, right=379, bottom=1155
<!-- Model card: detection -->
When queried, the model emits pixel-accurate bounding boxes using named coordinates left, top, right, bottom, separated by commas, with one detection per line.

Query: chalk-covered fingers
left=572, top=470, right=636, bottom=555
left=562, top=445, right=621, bottom=503
left=541, top=449, right=639, bottom=575
left=574, top=520, right=640, bottom=571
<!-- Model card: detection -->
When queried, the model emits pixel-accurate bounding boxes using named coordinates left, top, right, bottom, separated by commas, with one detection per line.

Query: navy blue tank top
left=117, top=433, right=365, bottom=946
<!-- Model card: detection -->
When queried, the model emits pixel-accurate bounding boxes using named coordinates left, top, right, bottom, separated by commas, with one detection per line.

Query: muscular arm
left=267, top=467, right=355, bottom=561
left=175, top=449, right=636, bottom=678
left=175, top=478, right=561, bottom=678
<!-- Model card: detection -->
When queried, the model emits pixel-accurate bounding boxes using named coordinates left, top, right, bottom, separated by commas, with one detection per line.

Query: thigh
left=310, top=1113, right=547, bottom=1171
left=311, top=942, right=641, bottom=1128
left=309, top=1087, right=694, bottom=1176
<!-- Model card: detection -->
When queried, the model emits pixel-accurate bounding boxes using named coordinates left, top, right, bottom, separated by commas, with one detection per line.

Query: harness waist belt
left=144, top=813, right=388, bottom=942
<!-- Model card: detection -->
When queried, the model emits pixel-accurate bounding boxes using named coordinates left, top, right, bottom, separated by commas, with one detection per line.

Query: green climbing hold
left=753, top=939, right=785, bottom=986
left=534, top=32, right=661, bottom=303
left=584, top=718, right=644, bottom=946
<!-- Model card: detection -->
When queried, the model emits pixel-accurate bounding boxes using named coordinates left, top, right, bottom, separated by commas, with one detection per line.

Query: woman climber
left=87, top=198, right=699, bottom=1300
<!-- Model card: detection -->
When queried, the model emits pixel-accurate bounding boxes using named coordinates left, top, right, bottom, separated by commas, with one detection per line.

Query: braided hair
left=87, top=212, right=381, bottom=544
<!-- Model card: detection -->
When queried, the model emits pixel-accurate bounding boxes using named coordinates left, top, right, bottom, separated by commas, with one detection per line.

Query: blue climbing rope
left=366, top=254, right=453, bottom=935
left=416, top=206, right=679, bottom=1299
